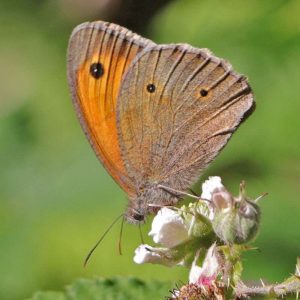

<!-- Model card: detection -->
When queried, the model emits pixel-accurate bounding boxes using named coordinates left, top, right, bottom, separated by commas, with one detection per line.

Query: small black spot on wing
left=90, top=62, right=104, bottom=79
left=146, top=83, right=156, bottom=93
left=200, top=88, right=208, bottom=97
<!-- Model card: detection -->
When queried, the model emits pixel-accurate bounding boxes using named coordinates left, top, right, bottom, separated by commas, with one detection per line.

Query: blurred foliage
left=28, top=277, right=172, bottom=300
left=0, top=0, right=299, bottom=299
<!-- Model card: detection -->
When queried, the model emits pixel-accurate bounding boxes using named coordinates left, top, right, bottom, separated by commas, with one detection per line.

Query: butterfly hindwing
left=117, top=44, right=254, bottom=194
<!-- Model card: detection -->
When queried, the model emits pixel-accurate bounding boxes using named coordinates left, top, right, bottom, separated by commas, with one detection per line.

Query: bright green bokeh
left=0, top=1, right=299, bottom=299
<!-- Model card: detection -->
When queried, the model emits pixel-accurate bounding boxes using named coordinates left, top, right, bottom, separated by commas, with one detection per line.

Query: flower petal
left=149, top=207, right=189, bottom=248
left=201, top=176, right=224, bottom=200
left=133, top=244, right=179, bottom=266
left=189, top=261, right=203, bottom=284
left=133, top=244, right=163, bottom=264
left=189, top=243, right=220, bottom=287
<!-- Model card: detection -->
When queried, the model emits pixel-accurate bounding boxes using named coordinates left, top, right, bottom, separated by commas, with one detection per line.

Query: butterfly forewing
left=117, top=44, right=254, bottom=193
left=67, top=21, right=155, bottom=195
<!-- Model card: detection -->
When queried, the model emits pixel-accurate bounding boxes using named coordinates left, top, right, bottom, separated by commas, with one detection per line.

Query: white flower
left=201, top=176, right=233, bottom=213
left=133, top=244, right=176, bottom=266
left=201, top=176, right=224, bottom=200
left=148, top=207, right=189, bottom=248
left=133, top=244, right=163, bottom=264
left=189, top=243, right=219, bottom=286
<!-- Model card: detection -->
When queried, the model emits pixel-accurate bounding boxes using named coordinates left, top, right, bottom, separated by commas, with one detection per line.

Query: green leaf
left=28, top=277, right=173, bottom=300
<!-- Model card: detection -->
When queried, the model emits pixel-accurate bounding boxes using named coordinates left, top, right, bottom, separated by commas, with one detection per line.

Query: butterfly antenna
left=138, top=222, right=145, bottom=244
left=84, top=213, right=124, bottom=267
left=118, top=215, right=125, bottom=255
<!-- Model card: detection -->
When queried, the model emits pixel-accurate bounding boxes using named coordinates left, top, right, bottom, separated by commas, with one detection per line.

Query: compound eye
left=133, top=213, right=144, bottom=222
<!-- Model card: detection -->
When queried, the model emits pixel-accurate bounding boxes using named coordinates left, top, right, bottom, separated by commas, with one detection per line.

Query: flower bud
left=211, top=181, right=260, bottom=244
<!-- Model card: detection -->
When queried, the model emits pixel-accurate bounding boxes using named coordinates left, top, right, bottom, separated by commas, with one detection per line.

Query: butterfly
left=67, top=21, right=255, bottom=224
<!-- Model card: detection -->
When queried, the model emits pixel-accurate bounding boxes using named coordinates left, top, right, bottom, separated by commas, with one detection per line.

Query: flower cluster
left=134, top=177, right=262, bottom=295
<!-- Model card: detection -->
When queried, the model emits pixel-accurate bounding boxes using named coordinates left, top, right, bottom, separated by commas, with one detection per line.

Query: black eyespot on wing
left=200, top=89, right=208, bottom=97
left=90, top=62, right=104, bottom=79
left=146, top=83, right=156, bottom=93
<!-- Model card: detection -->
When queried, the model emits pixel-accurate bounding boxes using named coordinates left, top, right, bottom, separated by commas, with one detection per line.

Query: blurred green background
left=0, top=0, right=299, bottom=299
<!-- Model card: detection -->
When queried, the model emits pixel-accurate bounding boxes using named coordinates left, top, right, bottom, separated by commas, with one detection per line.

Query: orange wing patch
left=67, top=21, right=154, bottom=195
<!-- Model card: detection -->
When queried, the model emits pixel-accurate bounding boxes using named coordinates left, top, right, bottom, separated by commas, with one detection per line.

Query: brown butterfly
left=67, top=21, right=255, bottom=224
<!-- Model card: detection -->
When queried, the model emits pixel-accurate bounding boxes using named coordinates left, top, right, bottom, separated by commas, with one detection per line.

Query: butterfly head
left=125, top=210, right=145, bottom=224
left=125, top=184, right=171, bottom=224
left=124, top=186, right=153, bottom=224
left=125, top=209, right=146, bottom=224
